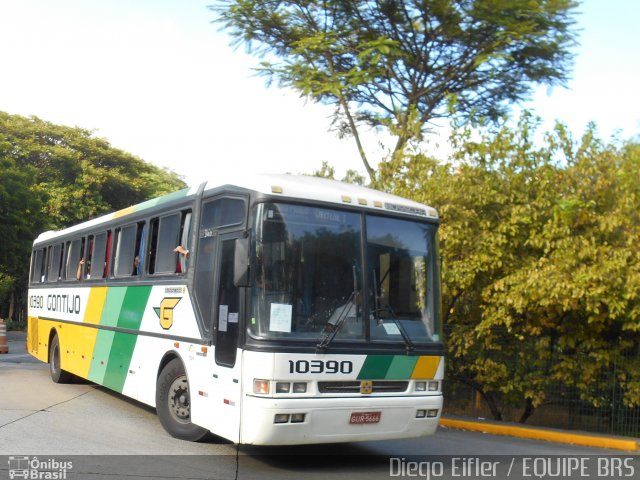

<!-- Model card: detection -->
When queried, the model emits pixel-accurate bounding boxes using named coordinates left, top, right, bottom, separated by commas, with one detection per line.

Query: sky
left=0, top=0, right=638, bottom=187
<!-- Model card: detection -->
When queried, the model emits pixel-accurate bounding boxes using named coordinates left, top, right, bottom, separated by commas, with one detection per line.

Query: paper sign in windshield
left=270, top=303, right=292, bottom=332
left=383, top=322, right=401, bottom=335
left=219, top=305, right=229, bottom=332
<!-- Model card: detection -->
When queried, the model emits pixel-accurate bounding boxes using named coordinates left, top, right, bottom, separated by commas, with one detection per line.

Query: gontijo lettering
left=46, top=294, right=81, bottom=314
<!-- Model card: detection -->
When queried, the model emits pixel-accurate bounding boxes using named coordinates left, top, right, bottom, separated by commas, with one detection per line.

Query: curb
left=440, top=418, right=639, bottom=452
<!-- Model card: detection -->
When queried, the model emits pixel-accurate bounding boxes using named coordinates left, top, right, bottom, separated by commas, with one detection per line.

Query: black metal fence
left=442, top=328, right=640, bottom=438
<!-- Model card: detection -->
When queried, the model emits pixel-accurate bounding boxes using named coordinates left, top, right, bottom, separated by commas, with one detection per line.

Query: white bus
left=27, top=174, right=443, bottom=445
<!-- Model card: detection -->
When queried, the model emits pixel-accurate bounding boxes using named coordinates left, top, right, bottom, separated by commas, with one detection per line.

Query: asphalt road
left=1, top=331, right=637, bottom=480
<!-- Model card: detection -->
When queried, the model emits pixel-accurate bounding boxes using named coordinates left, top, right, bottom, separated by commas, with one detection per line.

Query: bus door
left=212, top=232, right=244, bottom=442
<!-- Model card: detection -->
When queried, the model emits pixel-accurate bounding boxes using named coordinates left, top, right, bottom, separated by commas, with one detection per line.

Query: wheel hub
left=168, top=376, right=190, bottom=423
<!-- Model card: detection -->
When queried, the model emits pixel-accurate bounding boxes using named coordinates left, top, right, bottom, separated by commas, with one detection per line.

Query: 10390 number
left=288, top=359, right=353, bottom=374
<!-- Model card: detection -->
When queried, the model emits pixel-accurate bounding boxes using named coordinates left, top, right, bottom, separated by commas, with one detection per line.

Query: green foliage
left=213, top=0, right=579, bottom=181
left=311, top=160, right=366, bottom=185
left=0, top=112, right=185, bottom=230
left=378, top=114, right=640, bottom=420
left=0, top=111, right=186, bottom=321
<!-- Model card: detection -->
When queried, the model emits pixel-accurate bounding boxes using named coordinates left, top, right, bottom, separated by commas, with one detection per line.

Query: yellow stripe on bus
left=113, top=206, right=135, bottom=219
left=67, top=287, right=109, bottom=377
left=84, top=287, right=108, bottom=325
left=411, top=356, right=441, bottom=379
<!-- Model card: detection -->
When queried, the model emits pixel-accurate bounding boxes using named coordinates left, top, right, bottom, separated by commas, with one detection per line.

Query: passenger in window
left=174, top=245, right=189, bottom=273
left=132, top=256, right=140, bottom=275
left=174, top=245, right=189, bottom=257
left=77, top=259, right=92, bottom=279
left=76, top=259, right=84, bottom=280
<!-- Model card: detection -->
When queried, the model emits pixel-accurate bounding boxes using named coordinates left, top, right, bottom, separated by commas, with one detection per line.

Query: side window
left=148, top=218, right=160, bottom=275
left=30, top=248, right=46, bottom=284
left=105, top=231, right=113, bottom=277
left=148, top=210, right=192, bottom=275
left=195, top=198, right=246, bottom=330
left=200, top=198, right=244, bottom=233
left=65, top=239, right=83, bottom=281
left=85, top=236, right=95, bottom=279
left=114, top=224, right=138, bottom=277
left=178, top=211, right=192, bottom=273
left=155, top=213, right=181, bottom=274
left=47, top=244, right=63, bottom=283
left=90, top=232, right=109, bottom=279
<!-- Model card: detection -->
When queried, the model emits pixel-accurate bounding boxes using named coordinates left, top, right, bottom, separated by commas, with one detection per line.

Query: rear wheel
left=49, top=334, right=73, bottom=384
left=156, top=358, right=208, bottom=441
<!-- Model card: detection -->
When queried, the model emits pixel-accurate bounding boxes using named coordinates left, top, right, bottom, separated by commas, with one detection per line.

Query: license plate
left=349, top=411, right=381, bottom=424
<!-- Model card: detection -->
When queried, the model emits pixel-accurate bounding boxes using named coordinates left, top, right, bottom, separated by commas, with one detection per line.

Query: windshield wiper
left=316, top=265, right=358, bottom=352
left=315, top=289, right=356, bottom=353
left=391, top=315, right=415, bottom=353
left=372, top=269, right=381, bottom=325
left=376, top=301, right=415, bottom=353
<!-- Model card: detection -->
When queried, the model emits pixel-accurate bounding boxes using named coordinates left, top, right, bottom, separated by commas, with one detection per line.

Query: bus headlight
left=274, top=414, right=289, bottom=423
left=428, top=381, right=439, bottom=392
left=415, top=381, right=427, bottom=391
left=292, top=382, right=307, bottom=393
left=276, top=382, right=291, bottom=393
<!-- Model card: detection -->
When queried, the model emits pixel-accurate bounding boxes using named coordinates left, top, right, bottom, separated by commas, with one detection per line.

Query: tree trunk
left=479, top=390, right=503, bottom=421
left=519, top=397, right=535, bottom=424
left=8, top=290, right=15, bottom=322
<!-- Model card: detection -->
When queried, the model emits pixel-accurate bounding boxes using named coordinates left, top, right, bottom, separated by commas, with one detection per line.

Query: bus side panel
left=189, top=347, right=243, bottom=443
left=122, top=285, right=204, bottom=406
left=27, top=316, right=48, bottom=363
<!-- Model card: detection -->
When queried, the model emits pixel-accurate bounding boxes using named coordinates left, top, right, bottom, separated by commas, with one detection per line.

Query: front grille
left=318, top=381, right=409, bottom=394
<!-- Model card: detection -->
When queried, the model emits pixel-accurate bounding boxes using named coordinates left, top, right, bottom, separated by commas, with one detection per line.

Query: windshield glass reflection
left=248, top=203, right=440, bottom=345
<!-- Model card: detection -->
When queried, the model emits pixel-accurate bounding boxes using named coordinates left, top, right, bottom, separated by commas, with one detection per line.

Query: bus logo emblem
left=360, top=380, right=373, bottom=395
left=154, top=297, right=182, bottom=330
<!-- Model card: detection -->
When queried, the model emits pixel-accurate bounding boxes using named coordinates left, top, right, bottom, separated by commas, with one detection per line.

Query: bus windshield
left=249, top=202, right=440, bottom=345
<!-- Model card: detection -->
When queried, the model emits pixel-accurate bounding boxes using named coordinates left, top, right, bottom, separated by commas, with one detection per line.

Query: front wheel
left=156, top=358, right=208, bottom=441
left=49, top=334, right=73, bottom=384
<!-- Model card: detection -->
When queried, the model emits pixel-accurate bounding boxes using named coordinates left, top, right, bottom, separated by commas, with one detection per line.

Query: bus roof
left=34, top=174, right=437, bottom=245
left=204, top=173, right=438, bottom=219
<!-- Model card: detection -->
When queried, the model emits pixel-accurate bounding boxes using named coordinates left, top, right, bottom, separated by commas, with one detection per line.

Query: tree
left=0, top=111, right=187, bottom=322
left=0, top=112, right=185, bottom=230
left=311, top=160, right=367, bottom=185
left=213, top=0, right=578, bottom=181
left=0, top=155, right=45, bottom=317
left=378, top=114, right=640, bottom=422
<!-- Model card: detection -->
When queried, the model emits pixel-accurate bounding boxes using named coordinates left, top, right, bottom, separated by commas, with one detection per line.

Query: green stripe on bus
left=132, top=188, right=190, bottom=213
left=116, top=286, right=152, bottom=330
left=385, top=356, right=419, bottom=379
left=103, top=286, right=152, bottom=392
left=100, top=287, right=128, bottom=327
left=88, top=287, right=127, bottom=383
left=88, top=330, right=115, bottom=385
left=102, top=331, right=137, bottom=392
left=357, top=355, right=394, bottom=380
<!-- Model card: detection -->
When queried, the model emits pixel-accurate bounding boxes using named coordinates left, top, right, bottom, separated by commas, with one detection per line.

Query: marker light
left=253, top=379, right=270, bottom=394
left=427, top=409, right=439, bottom=418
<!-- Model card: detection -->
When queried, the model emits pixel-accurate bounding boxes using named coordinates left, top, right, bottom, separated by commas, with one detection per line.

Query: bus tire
left=156, top=358, right=208, bottom=441
left=49, top=334, right=73, bottom=384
